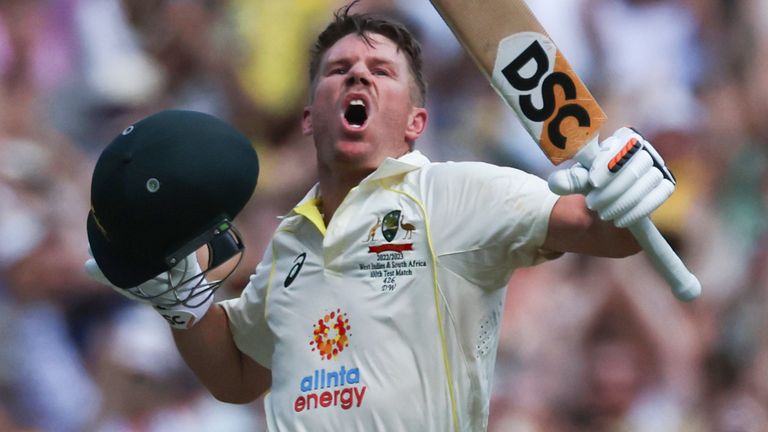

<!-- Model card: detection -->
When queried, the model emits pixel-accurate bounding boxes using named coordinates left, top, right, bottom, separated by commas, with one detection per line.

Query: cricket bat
left=429, top=0, right=701, bottom=301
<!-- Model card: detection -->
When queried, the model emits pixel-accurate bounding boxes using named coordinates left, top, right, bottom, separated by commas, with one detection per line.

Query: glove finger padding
left=594, top=168, right=663, bottom=222
left=614, top=179, right=675, bottom=227
left=585, top=127, right=676, bottom=227
left=588, top=153, right=659, bottom=214
left=547, top=163, right=591, bottom=195
left=133, top=255, right=203, bottom=306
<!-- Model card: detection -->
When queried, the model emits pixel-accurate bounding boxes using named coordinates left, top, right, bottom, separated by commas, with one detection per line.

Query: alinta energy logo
left=296, top=309, right=366, bottom=413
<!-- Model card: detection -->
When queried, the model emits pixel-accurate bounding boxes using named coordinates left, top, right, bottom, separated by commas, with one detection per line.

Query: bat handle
left=627, top=218, right=701, bottom=301
left=575, top=137, right=702, bottom=302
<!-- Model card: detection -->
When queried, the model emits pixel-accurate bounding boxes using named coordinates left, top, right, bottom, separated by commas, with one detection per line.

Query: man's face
left=303, top=32, right=427, bottom=175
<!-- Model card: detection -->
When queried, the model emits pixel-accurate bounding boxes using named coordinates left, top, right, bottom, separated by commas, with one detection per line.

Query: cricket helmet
left=87, top=110, right=258, bottom=293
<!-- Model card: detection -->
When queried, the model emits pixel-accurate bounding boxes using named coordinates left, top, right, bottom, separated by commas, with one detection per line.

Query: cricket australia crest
left=381, top=210, right=401, bottom=242
left=365, top=209, right=414, bottom=254
left=358, top=209, right=427, bottom=292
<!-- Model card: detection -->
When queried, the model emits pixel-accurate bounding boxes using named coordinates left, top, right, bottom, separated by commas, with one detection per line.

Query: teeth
left=344, top=98, right=368, bottom=128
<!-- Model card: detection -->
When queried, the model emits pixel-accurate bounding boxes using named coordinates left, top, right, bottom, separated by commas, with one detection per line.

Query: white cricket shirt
left=221, top=151, right=559, bottom=431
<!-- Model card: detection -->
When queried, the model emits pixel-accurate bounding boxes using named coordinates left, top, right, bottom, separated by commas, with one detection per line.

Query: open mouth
left=343, top=99, right=368, bottom=129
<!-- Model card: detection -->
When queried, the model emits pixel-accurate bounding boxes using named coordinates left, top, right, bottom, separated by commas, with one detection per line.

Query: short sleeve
left=418, top=161, right=559, bottom=288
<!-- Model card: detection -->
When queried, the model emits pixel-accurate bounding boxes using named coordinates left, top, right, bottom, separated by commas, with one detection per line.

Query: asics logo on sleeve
left=284, top=252, right=307, bottom=287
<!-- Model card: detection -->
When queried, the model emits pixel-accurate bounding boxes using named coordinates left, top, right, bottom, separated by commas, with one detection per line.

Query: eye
left=330, top=67, right=347, bottom=75
left=372, top=68, right=391, bottom=76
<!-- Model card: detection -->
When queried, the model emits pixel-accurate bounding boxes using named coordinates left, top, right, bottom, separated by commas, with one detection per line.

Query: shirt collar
left=362, top=150, right=430, bottom=183
left=286, top=185, right=325, bottom=234
left=283, top=151, right=431, bottom=233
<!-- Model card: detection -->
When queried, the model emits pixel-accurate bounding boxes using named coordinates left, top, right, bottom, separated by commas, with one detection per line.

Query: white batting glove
left=547, top=127, right=676, bottom=227
left=85, top=252, right=214, bottom=330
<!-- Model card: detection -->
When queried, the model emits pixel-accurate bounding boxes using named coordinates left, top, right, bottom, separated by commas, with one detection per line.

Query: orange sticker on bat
left=491, top=32, right=606, bottom=164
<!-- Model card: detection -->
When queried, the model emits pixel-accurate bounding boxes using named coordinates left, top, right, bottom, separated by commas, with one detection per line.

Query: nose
left=345, top=64, right=371, bottom=87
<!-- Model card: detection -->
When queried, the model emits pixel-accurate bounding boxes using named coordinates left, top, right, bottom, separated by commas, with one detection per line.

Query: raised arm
left=172, top=304, right=271, bottom=403
left=85, top=253, right=271, bottom=403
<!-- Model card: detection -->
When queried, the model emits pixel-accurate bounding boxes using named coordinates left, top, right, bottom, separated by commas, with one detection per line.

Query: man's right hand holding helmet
left=85, top=252, right=214, bottom=330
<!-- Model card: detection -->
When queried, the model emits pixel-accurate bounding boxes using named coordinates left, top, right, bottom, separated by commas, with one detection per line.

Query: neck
left=317, top=165, right=372, bottom=225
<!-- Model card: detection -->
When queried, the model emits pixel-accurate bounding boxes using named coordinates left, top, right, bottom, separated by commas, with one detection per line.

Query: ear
left=302, top=106, right=313, bottom=136
left=405, top=107, right=428, bottom=142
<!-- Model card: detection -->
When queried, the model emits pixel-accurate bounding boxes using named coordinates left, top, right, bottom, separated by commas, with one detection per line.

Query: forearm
left=172, top=304, right=271, bottom=403
left=584, top=215, right=641, bottom=257
left=545, top=194, right=641, bottom=257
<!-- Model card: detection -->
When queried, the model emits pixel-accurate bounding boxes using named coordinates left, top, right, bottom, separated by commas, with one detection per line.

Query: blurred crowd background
left=1, top=0, right=767, bottom=430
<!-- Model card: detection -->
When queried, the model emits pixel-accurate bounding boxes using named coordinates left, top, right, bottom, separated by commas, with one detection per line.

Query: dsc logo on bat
left=492, top=32, right=605, bottom=164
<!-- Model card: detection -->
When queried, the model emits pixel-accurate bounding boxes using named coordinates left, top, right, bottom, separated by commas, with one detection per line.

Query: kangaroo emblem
left=365, top=217, right=381, bottom=242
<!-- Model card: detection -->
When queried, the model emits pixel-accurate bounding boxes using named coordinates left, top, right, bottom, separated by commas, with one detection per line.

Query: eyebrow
left=323, top=56, right=399, bottom=71
left=368, top=57, right=398, bottom=69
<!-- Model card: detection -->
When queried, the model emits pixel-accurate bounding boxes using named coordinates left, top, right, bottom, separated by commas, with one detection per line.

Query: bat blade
left=429, top=0, right=605, bottom=164
left=429, top=0, right=701, bottom=301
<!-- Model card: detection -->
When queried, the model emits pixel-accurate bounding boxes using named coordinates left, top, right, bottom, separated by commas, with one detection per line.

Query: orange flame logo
left=310, top=309, right=351, bottom=360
